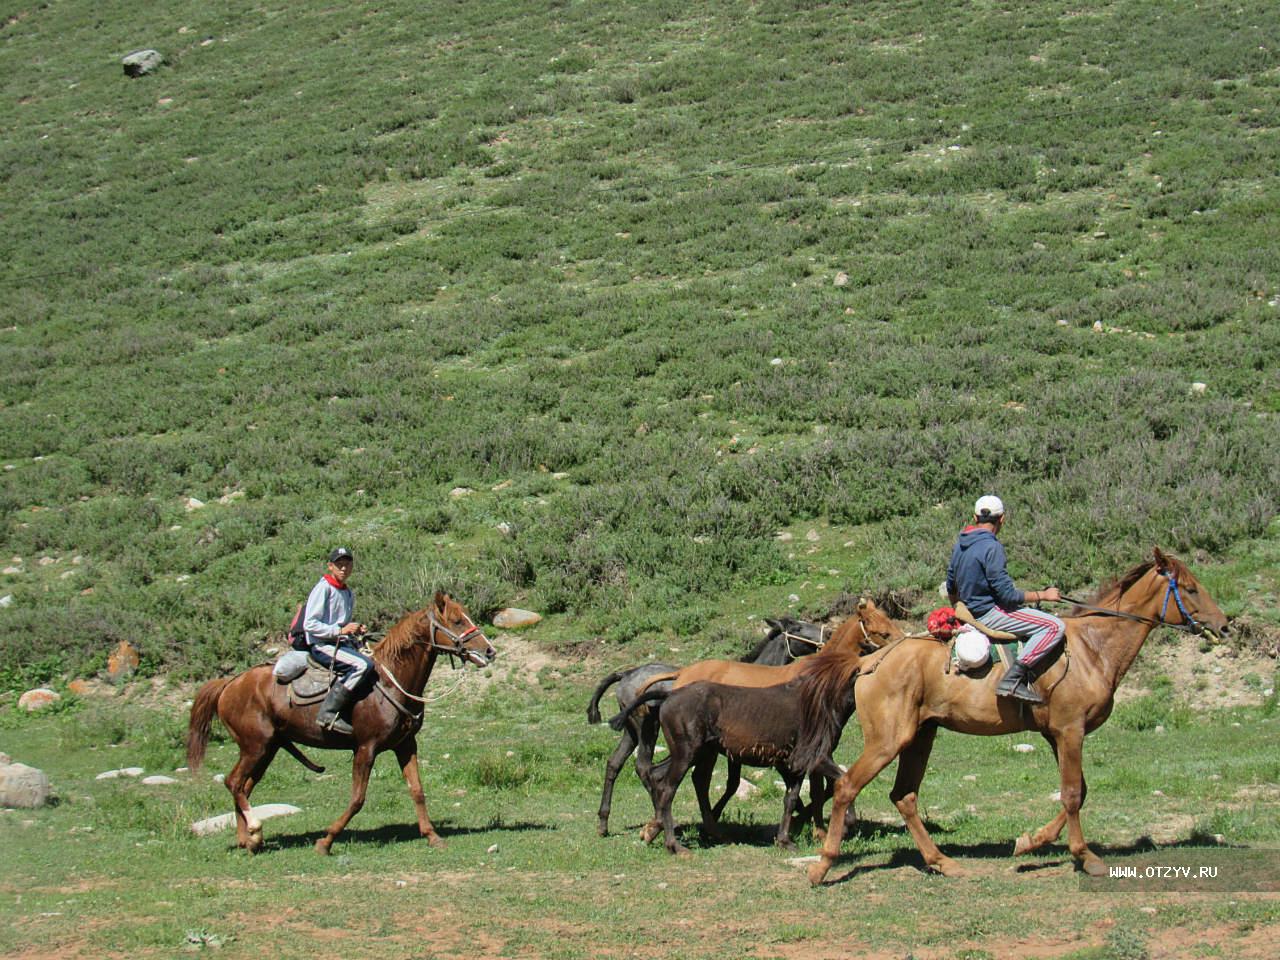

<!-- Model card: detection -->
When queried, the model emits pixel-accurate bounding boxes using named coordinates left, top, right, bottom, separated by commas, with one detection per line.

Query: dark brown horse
left=637, top=638, right=866, bottom=854
left=187, top=592, right=496, bottom=854
left=799, top=549, right=1230, bottom=884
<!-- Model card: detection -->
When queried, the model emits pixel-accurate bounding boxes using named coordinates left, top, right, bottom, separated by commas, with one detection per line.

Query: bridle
left=377, top=608, right=494, bottom=708
left=1062, top=570, right=1208, bottom=636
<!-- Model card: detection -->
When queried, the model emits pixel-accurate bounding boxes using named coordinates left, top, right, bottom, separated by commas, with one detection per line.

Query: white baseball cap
left=973, top=495, right=1005, bottom=520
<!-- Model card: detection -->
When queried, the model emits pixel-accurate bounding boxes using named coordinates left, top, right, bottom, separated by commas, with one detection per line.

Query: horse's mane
left=790, top=647, right=863, bottom=772
left=371, top=608, right=425, bottom=666
left=1075, top=554, right=1187, bottom=615
left=739, top=627, right=782, bottom=663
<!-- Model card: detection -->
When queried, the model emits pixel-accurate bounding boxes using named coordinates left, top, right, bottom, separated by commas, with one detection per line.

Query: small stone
left=184, top=497, right=205, bottom=511
left=486, top=843, right=499, bottom=854
left=834, top=272, right=850, bottom=287
left=18, top=688, right=60, bottom=711
left=734, top=780, right=760, bottom=800
left=1092, top=321, right=1104, bottom=332
left=122, top=49, right=163, bottom=77
left=96, top=767, right=145, bottom=780
left=962, top=775, right=977, bottom=782
left=142, top=775, right=177, bottom=785
left=1190, top=382, right=1207, bottom=395
left=805, top=529, right=820, bottom=542
left=1012, top=743, right=1035, bottom=753
left=492, top=608, right=541, bottom=629
left=449, top=487, right=472, bottom=498
left=770, top=358, right=783, bottom=366
left=776, top=532, right=793, bottom=542
left=1154, top=724, right=1165, bottom=734
left=1152, top=790, right=1165, bottom=797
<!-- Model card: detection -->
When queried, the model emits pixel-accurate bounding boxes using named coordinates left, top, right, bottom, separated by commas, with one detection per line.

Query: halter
left=782, top=624, right=826, bottom=658
left=1063, top=570, right=1205, bottom=635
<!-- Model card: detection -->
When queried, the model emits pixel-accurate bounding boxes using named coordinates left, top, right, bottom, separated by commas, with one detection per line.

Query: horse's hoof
left=314, top=838, right=332, bottom=856
left=806, top=861, right=830, bottom=886
left=426, top=834, right=446, bottom=849
left=933, top=857, right=965, bottom=878
left=1014, top=833, right=1034, bottom=856
left=670, top=844, right=692, bottom=858
left=775, top=838, right=798, bottom=851
left=1081, top=856, right=1107, bottom=877
left=640, top=823, right=661, bottom=844
left=597, top=822, right=609, bottom=838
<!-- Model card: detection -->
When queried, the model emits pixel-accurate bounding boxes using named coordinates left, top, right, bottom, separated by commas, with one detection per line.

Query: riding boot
left=996, top=662, right=1044, bottom=704
left=316, top=684, right=356, bottom=735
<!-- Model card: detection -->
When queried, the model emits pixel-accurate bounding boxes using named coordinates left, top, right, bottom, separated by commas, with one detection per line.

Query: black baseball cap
left=328, top=547, right=354, bottom=563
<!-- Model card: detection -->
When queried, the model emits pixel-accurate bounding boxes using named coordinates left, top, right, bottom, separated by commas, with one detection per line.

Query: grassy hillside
left=2, top=0, right=1278, bottom=687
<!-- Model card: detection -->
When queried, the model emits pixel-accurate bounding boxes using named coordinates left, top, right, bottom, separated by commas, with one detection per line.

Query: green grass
left=1, top=680, right=1277, bottom=958
left=2, top=0, right=1278, bottom=688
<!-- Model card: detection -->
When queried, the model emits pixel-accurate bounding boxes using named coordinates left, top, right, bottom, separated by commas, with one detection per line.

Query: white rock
left=1190, top=382, right=1207, bottom=395
left=184, top=497, right=205, bottom=511
left=734, top=780, right=760, bottom=800
left=962, top=775, right=977, bottom=782
left=0, top=762, right=51, bottom=808
left=0, top=595, right=13, bottom=607
left=1012, top=743, right=1035, bottom=753
left=492, top=608, right=541, bottom=629
left=190, top=803, right=301, bottom=837
left=18, top=688, right=60, bottom=711
left=212, top=773, right=225, bottom=783
left=805, top=529, right=820, bottom=542
left=486, top=843, right=499, bottom=854
left=142, top=775, right=177, bottom=785
left=834, top=272, right=850, bottom=287
left=1152, top=790, right=1165, bottom=797
left=449, top=487, right=473, bottom=498
left=786, top=855, right=823, bottom=866
left=96, top=767, right=145, bottom=780
left=1092, top=321, right=1104, bottom=332
left=770, top=358, right=783, bottom=366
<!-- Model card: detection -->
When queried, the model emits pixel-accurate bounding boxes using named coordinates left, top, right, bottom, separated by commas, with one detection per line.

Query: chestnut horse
left=799, top=549, right=1229, bottom=884
left=187, top=592, right=496, bottom=854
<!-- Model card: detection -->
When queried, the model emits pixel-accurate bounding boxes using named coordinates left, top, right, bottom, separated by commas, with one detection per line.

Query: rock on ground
left=191, top=803, right=301, bottom=836
left=0, top=761, right=51, bottom=808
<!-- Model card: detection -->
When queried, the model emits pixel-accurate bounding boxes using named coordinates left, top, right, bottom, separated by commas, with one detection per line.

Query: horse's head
left=854, top=597, right=905, bottom=650
left=422, top=592, right=497, bottom=666
left=1152, top=547, right=1230, bottom=640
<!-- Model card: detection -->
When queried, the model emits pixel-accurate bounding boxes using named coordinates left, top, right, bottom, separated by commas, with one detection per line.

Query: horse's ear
left=433, top=591, right=448, bottom=612
left=857, top=597, right=870, bottom=612
left=1152, top=546, right=1170, bottom=573
left=764, top=618, right=781, bottom=630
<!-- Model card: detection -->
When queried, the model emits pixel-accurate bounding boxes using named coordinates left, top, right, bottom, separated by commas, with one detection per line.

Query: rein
left=374, top=609, right=489, bottom=707
left=1061, top=573, right=1203, bottom=635
left=783, top=624, right=826, bottom=658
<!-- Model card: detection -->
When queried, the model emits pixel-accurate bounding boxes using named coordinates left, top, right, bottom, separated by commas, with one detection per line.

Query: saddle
left=273, top=651, right=337, bottom=706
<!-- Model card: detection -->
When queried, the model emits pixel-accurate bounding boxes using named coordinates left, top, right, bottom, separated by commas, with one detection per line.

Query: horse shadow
left=262, top=819, right=553, bottom=852
left=822, top=831, right=1234, bottom=883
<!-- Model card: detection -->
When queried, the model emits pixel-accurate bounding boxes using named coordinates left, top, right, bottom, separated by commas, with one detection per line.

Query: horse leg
left=1015, top=732, right=1068, bottom=856
left=226, top=742, right=278, bottom=853
left=395, top=740, right=444, bottom=849
left=315, top=743, right=376, bottom=855
left=653, top=740, right=696, bottom=856
left=597, top=724, right=639, bottom=837
left=808, top=729, right=915, bottom=886
left=710, top=759, right=740, bottom=823
left=1054, top=728, right=1105, bottom=876
left=774, top=770, right=804, bottom=850
left=889, top=724, right=961, bottom=877
left=691, top=750, right=723, bottom=841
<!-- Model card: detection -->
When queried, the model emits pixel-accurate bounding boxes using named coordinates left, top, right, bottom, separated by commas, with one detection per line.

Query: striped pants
left=979, top=605, right=1066, bottom=667
left=309, top=641, right=375, bottom=693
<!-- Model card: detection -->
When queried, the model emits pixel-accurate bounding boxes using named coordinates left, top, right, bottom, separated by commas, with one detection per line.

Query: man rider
left=305, top=547, right=371, bottom=734
left=946, top=496, right=1065, bottom=704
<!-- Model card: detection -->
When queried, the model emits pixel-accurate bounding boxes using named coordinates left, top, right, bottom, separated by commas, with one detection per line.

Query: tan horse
left=187, top=593, right=496, bottom=855
left=799, top=549, right=1229, bottom=884
left=631, top=598, right=903, bottom=701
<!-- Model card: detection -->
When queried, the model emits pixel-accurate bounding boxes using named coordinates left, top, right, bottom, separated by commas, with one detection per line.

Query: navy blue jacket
left=946, top=527, right=1025, bottom=617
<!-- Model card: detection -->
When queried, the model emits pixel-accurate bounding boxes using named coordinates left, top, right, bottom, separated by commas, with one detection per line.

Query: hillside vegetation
left=2, top=0, right=1278, bottom=687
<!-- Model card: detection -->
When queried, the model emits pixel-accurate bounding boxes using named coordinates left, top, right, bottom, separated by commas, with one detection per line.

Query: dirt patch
left=1118, top=633, right=1275, bottom=708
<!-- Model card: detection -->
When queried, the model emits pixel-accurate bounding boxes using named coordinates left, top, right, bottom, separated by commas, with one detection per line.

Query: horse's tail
left=586, top=669, right=629, bottom=724
left=607, top=686, right=671, bottom=731
left=790, top=649, right=863, bottom=773
left=186, top=677, right=232, bottom=772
